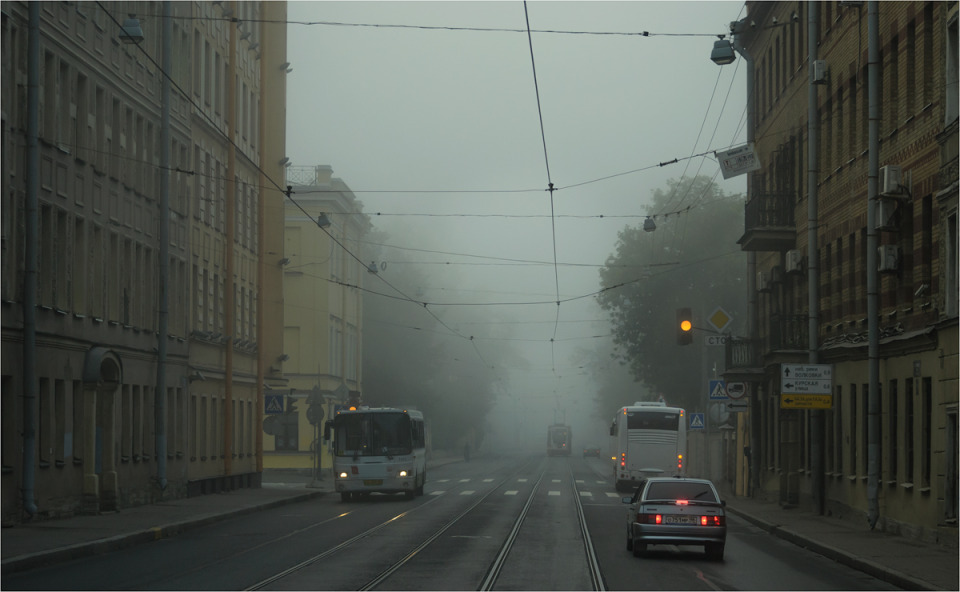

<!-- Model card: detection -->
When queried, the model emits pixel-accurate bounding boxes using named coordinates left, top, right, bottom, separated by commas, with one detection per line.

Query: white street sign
left=726, top=401, right=748, bottom=412
left=705, top=335, right=728, bottom=346
left=781, top=364, right=833, bottom=394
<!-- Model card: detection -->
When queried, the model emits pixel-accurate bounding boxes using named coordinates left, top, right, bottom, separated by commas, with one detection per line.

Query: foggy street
left=4, top=454, right=896, bottom=591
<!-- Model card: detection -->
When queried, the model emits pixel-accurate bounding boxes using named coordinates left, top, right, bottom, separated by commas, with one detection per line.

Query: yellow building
left=1, top=1, right=288, bottom=523
left=263, top=166, right=369, bottom=474
left=723, top=1, right=958, bottom=544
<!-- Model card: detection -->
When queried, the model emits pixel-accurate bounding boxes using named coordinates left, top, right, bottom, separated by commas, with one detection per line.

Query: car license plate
left=363, top=479, right=383, bottom=486
left=664, top=515, right=697, bottom=524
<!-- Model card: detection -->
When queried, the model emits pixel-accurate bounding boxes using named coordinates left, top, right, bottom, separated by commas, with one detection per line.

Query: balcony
left=769, top=314, right=808, bottom=352
left=738, top=192, right=796, bottom=252
left=722, top=337, right=764, bottom=383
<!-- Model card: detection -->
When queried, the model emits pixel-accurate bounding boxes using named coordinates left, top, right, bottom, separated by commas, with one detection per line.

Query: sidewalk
left=2, top=472, right=957, bottom=591
left=721, top=494, right=958, bottom=591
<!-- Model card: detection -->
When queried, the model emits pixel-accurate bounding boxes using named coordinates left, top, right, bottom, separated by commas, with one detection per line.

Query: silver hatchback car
left=622, top=477, right=727, bottom=560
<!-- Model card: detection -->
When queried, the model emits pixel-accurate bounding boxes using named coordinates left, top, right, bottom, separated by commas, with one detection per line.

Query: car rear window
left=644, top=481, right=718, bottom=503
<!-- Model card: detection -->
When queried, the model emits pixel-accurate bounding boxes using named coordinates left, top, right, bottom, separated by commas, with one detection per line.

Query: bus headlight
left=338, top=472, right=349, bottom=479
left=398, top=469, right=409, bottom=478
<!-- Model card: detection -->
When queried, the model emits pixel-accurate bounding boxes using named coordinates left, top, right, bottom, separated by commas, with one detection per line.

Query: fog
left=286, top=1, right=747, bottom=453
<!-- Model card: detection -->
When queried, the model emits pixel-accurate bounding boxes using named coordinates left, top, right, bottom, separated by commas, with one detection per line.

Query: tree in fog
left=595, top=176, right=745, bottom=413
left=360, top=227, right=510, bottom=451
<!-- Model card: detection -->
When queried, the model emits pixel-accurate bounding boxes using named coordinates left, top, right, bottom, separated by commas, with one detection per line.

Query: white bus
left=324, top=407, right=426, bottom=502
left=610, top=402, right=687, bottom=491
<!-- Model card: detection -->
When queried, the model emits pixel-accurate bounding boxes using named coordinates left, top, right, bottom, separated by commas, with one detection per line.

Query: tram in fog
left=546, top=423, right=572, bottom=456
left=325, top=407, right=426, bottom=502
left=610, top=401, right=687, bottom=491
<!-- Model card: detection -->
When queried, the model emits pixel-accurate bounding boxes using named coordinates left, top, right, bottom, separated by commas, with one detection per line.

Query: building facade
left=1, top=0, right=288, bottom=524
left=724, top=0, right=958, bottom=545
left=263, top=165, right=369, bottom=474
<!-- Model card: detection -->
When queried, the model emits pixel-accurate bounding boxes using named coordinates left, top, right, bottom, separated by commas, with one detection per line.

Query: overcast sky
left=285, top=1, right=748, bottom=440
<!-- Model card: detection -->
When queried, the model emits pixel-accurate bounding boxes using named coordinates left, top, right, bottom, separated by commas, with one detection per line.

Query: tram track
left=245, top=456, right=606, bottom=591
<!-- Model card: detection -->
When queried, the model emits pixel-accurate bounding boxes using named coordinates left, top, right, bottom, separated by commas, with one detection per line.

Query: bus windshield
left=335, top=413, right=413, bottom=458
left=627, top=411, right=679, bottom=430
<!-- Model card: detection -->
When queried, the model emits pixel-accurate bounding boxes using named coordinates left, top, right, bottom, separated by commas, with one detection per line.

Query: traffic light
left=286, top=392, right=298, bottom=414
left=677, top=307, right=693, bottom=345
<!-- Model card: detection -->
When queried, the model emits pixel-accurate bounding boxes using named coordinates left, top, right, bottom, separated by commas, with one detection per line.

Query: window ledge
left=886, top=479, right=897, bottom=487
left=901, top=482, right=914, bottom=490
left=919, top=486, right=931, bottom=494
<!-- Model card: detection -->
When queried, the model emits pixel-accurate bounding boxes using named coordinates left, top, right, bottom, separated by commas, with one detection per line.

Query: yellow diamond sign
left=708, top=307, right=732, bottom=333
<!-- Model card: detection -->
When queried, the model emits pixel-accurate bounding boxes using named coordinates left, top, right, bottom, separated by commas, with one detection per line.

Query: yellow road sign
left=780, top=394, right=833, bottom=409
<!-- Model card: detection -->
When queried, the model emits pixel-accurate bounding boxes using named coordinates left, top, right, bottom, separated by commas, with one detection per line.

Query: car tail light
left=700, top=515, right=725, bottom=526
left=675, top=499, right=689, bottom=505
left=637, top=513, right=662, bottom=524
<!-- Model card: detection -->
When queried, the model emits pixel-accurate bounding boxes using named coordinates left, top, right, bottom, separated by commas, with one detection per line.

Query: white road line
left=459, top=478, right=471, bottom=483
left=518, top=478, right=528, bottom=482
left=430, top=490, right=444, bottom=496
left=606, top=492, right=621, bottom=498
left=483, top=478, right=493, bottom=482
left=505, top=490, right=519, bottom=496
left=548, top=491, right=561, bottom=496
left=460, top=490, right=475, bottom=495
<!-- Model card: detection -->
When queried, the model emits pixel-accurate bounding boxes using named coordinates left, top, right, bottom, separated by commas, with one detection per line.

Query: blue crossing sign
left=690, top=413, right=706, bottom=431
left=265, top=394, right=284, bottom=415
left=709, top=379, right=729, bottom=400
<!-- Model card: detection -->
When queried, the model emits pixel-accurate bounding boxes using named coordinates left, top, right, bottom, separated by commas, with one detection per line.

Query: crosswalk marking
left=548, top=491, right=560, bottom=496
left=483, top=478, right=493, bottom=483
left=460, top=490, right=475, bottom=495
left=459, top=478, right=471, bottom=483
left=430, top=490, right=444, bottom=495
left=552, top=479, right=561, bottom=483
left=436, top=479, right=450, bottom=483
left=505, top=490, right=519, bottom=496
left=518, top=478, right=528, bottom=482
left=579, top=491, right=593, bottom=497
left=606, top=492, right=621, bottom=498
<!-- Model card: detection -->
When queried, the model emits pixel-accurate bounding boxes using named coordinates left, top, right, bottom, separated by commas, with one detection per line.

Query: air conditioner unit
left=878, top=245, right=900, bottom=272
left=875, top=197, right=899, bottom=230
left=757, top=271, right=771, bottom=292
left=785, top=250, right=803, bottom=274
left=813, top=60, right=828, bottom=84
left=880, top=164, right=903, bottom=195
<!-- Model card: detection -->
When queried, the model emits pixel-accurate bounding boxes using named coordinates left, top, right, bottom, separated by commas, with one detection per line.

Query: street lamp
left=119, top=17, right=144, bottom=44
left=710, top=38, right=736, bottom=65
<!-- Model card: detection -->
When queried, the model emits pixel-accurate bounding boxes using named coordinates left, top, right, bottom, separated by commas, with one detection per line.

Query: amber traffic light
left=677, top=308, right=693, bottom=345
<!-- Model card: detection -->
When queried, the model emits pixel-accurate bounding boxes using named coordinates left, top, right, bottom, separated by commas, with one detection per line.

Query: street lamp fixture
left=710, top=38, right=736, bottom=65
left=119, top=17, right=145, bottom=44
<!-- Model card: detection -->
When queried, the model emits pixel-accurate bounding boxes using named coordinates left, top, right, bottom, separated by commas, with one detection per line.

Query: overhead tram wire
left=522, top=1, right=564, bottom=371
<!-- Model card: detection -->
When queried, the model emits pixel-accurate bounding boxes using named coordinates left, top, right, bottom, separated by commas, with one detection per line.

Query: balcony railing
left=739, top=192, right=796, bottom=252
left=769, top=314, right=808, bottom=351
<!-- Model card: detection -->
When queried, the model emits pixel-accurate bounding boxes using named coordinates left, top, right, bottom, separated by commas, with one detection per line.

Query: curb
left=1, top=490, right=327, bottom=575
left=725, top=505, right=939, bottom=591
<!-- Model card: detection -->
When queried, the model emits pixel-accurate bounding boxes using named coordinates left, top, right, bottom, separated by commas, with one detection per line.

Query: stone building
left=722, top=0, right=958, bottom=544
left=1, top=1, right=288, bottom=523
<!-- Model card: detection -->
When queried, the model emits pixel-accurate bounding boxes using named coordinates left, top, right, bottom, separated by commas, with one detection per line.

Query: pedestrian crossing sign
left=690, top=413, right=706, bottom=430
left=709, top=379, right=728, bottom=400
left=265, top=394, right=284, bottom=415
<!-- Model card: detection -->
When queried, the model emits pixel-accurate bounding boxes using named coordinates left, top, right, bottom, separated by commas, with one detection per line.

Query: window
left=121, top=385, right=132, bottom=462
left=850, top=384, right=858, bottom=475
left=921, top=378, right=931, bottom=488
left=931, top=4, right=944, bottom=112
left=834, top=385, right=843, bottom=474
left=888, top=379, right=898, bottom=483
left=72, top=380, right=83, bottom=464
left=862, top=384, right=871, bottom=477
left=905, top=378, right=914, bottom=484
left=54, top=380, right=65, bottom=467
left=276, top=408, right=299, bottom=451
left=907, top=21, right=917, bottom=117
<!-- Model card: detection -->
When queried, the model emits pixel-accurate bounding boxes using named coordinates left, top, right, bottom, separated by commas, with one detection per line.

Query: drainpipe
left=154, top=0, right=171, bottom=491
left=866, top=0, right=881, bottom=529
left=731, top=21, right=759, bottom=496
left=21, top=1, right=40, bottom=517
left=807, top=2, right=824, bottom=516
